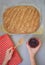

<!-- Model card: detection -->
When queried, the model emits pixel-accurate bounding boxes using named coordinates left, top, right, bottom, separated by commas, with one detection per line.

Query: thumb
left=26, top=42, right=31, bottom=51
left=10, top=49, right=14, bottom=56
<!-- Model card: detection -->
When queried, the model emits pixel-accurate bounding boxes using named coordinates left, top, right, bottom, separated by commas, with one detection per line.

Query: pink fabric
left=0, top=34, right=22, bottom=65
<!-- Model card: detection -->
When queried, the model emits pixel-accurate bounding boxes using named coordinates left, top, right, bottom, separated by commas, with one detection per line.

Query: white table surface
left=0, top=0, right=45, bottom=65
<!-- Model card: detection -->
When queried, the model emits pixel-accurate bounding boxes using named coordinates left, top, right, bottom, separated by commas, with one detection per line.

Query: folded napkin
left=0, top=34, right=22, bottom=65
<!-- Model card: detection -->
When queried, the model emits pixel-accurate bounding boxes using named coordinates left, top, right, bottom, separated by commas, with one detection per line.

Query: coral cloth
left=0, top=34, right=22, bottom=65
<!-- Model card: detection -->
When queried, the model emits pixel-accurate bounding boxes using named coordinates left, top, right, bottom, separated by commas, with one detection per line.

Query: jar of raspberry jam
left=28, top=38, right=39, bottom=48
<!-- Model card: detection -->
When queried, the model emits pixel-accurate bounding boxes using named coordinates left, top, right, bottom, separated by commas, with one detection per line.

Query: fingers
left=26, top=42, right=30, bottom=49
left=36, top=42, right=41, bottom=49
left=7, top=47, right=14, bottom=53
left=36, top=38, right=41, bottom=48
left=36, top=39, right=41, bottom=49
left=26, top=39, right=41, bottom=52
left=10, top=49, right=14, bottom=56
left=7, top=47, right=13, bottom=51
left=33, top=39, right=41, bottom=53
left=26, top=42, right=31, bottom=51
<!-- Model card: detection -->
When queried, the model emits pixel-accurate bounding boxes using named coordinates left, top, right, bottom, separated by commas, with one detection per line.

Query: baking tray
left=0, top=3, right=44, bottom=34
left=0, top=0, right=45, bottom=65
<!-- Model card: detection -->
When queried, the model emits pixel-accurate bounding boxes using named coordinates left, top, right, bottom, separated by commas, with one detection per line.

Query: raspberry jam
left=28, top=38, right=39, bottom=48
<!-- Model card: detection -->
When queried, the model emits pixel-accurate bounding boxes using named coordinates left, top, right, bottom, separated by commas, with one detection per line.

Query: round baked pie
left=3, top=6, right=40, bottom=34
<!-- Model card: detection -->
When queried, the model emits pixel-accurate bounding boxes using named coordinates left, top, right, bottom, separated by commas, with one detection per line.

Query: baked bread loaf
left=3, top=6, right=40, bottom=34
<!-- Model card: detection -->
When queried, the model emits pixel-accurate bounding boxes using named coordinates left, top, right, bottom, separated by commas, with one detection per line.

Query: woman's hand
left=26, top=39, right=41, bottom=58
left=2, top=47, right=14, bottom=65
left=26, top=39, right=41, bottom=65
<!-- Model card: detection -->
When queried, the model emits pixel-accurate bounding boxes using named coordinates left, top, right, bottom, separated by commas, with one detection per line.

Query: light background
left=0, top=0, right=45, bottom=65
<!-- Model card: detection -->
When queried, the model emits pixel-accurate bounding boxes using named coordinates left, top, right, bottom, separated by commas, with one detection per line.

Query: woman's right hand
left=2, top=47, right=14, bottom=65
left=26, top=39, right=41, bottom=58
